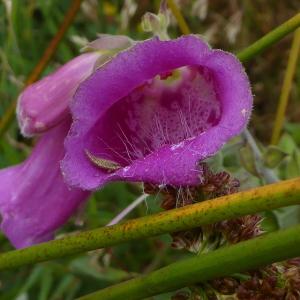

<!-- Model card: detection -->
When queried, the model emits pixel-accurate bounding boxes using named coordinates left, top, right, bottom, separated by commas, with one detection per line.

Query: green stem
left=166, top=0, right=191, bottom=35
left=0, top=177, right=300, bottom=271
left=271, top=28, right=300, bottom=145
left=168, top=0, right=300, bottom=64
left=237, top=13, right=300, bottom=62
left=77, top=224, right=300, bottom=300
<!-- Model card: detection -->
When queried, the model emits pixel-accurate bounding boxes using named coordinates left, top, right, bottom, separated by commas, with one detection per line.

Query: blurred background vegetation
left=0, top=1, right=300, bottom=299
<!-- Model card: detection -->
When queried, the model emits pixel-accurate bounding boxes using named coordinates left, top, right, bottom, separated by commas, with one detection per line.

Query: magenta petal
left=17, top=52, right=100, bottom=137
left=0, top=119, right=89, bottom=248
left=62, top=35, right=252, bottom=190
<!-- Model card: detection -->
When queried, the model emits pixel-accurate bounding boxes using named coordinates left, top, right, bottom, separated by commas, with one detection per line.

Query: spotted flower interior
left=62, top=35, right=252, bottom=190
left=87, top=66, right=221, bottom=166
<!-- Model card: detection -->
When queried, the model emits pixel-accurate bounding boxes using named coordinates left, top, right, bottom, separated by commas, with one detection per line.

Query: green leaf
left=70, top=257, right=131, bottom=283
left=261, top=211, right=279, bottom=232
left=285, top=122, right=300, bottom=145
left=239, top=144, right=259, bottom=176
left=49, top=275, right=75, bottom=300
left=277, top=133, right=297, bottom=155
left=273, top=206, right=300, bottom=229
left=17, top=265, right=44, bottom=295
left=38, top=269, right=53, bottom=300
left=262, top=145, right=288, bottom=168
left=285, top=150, right=300, bottom=178
left=205, top=151, right=223, bottom=173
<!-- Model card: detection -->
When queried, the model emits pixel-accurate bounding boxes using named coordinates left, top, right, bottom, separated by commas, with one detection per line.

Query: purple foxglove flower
left=0, top=118, right=89, bottom=248
left=62, top=35, right=253, bottom=190
left=17, top=35, right=134, bottom=137
left=0, top=35, right=134, bottom=248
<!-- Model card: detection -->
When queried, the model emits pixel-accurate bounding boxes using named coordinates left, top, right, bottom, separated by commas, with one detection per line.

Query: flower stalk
left=166, top=0, right=190, bottom=35
left=77, top=224, right=300, bottom=300
left=271, top=28, right=300, bottom=145
left=237, top=12, right=300, bottom=63
left=0, top=177, right=299, bottom=271
left=106, top=194, right=149, bottom=226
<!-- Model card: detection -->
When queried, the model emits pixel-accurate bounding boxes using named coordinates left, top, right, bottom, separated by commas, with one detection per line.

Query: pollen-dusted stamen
left=85, top=149, right=121, bottom=172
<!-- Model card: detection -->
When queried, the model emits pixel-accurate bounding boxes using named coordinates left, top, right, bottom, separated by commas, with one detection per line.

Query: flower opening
left=62, top=35, right=252, bottom=190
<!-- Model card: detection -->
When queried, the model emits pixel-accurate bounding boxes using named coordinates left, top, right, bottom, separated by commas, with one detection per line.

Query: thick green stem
left=0, top=177, right=300, bottom=271
left=77, top=225, right=300, bottom=300
left=237, top=13, right=300, bottom=62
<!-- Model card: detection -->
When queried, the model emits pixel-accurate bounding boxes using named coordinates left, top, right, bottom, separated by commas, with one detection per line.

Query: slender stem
left=242, top=129, right=279, bottom=183
left=167, top=2, right=300, bottom=64
left=166, top=0, right=190, bottom=35
left=0, top=0, right=83, bottom=137
left=271, top=28, right=300, bottom=145
left=237, top=13, right=300, bottom=63
left=107, top=194, right=149, bottom=226
left=77, top=224, right=300, bottom=300
left=0, top=177, right=299, bottom=271
left=26, top=0, right=83, bottom=86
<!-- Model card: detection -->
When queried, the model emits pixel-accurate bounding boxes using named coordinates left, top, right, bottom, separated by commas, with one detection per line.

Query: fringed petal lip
left=62, top=35, right=253, bottom=190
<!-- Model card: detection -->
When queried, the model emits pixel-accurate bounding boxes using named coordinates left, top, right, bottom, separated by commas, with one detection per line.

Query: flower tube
left=0, top=119, right=89, bottom=248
